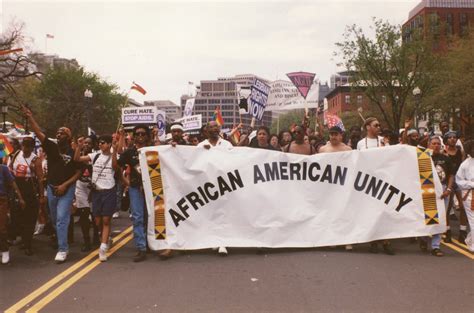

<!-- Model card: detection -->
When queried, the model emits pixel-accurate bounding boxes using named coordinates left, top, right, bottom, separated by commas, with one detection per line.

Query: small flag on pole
left=0, top=48, right=23, bottom=56
left=46, top=34, right=54, bottom=39
left=130, top=82, right=147, bottom=95
left=325, top=113, right=345, bottom=132
left=0, top=134, right=14, bottom=158
left=212, top=106, right=224, bottom=126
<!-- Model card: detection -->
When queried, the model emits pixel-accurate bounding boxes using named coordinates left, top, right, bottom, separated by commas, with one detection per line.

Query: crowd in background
left=0, top=106, right=473, bottom=265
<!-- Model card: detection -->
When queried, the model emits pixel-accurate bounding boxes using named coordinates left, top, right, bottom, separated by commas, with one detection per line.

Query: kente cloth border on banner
left=139, top=145, right=446, bottom=251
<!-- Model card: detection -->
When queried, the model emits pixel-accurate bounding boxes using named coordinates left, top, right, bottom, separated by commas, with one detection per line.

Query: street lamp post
left=412, top=87, right=421, bottom=129
left=84, top=89, right=93, bottom=135
left=1, top=100, right=8, bottom=133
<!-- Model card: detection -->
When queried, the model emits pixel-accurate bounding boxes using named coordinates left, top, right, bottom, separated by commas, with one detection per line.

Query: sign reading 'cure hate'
left=122, top=106, right=158, bottom=124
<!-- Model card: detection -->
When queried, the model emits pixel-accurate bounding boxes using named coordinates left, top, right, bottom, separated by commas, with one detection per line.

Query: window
left=222, top=105, right=234, bottom=110
left=213, top=83, right=224, bottom=92
left=344, top=95, right=351, bottom=104
left=460, top=13, right=469, bottom=37
left=195, top=99, right=207, bottom=104
left=201, top=83, right=212, bottom=92
left=357, top=95, right=363, bottom=105
left=446, top=13, right=454, bottom=36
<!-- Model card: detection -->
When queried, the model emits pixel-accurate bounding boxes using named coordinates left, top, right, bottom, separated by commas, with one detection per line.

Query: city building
left=402, top=0, right=474, bottom=50
left=144, top=100, right=181, bottom=121
left=180, top=74, right=273, bottom=129
left=29, top=53, right=80, bottom=73
left=329, top=71, right=354, bottom=89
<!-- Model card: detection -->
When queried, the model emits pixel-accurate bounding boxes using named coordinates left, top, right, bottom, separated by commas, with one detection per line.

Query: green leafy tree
left=424, top=36, right=474, bottom=137
left=335, top=19, right=439, bottom=130
left=16, top=66, right=125, bottom=136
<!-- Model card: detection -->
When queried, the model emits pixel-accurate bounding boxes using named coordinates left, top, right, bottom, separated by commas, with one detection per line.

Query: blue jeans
left=129, top=186, right=147, bottom=251
left=47, top=184, right=76, bottom=252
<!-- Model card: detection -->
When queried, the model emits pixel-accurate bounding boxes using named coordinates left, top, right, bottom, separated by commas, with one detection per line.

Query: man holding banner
left=197, top=121, right=232, bottom=255
left=118, top=125, right=151, bottom=262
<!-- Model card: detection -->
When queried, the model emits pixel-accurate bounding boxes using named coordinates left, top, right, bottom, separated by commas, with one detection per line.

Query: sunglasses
left=135, top=132, right=147, bottom=137
left=372, top=124, right=381, bottom=128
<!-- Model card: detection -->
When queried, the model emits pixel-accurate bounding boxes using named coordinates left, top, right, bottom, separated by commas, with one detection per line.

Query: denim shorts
left=91, top=186, right=117, bottom=217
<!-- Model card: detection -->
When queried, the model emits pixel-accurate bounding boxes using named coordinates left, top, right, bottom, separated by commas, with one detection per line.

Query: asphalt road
left=1, top=212, right=473, bottom=313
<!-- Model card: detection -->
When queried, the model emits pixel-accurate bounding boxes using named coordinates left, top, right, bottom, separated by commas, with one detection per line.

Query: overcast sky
left=1, top=0, right=420, bottom=104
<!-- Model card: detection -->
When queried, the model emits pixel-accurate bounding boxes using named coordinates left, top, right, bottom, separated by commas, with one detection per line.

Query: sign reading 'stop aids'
left=122, top=106, right=158, bottom=124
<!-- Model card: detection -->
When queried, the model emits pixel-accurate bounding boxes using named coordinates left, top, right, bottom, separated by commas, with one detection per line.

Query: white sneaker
left=112, top=212, right=120, bottom=219
left=218, top=246, right=228, bottom=256
left=2, top=251, right=10, bottom=264
left=34, top=224, right=45, bottom=235
left=99, top=248, right=107, bottom=262
left=54, top=251, right=68, bottom=263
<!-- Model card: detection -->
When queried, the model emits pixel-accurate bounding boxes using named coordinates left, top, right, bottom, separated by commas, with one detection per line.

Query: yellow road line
left=26, top=234, right=133, bottom=313
left=441, top=241, right=474, bottom=260
left=5, top=226, right=132, bottom=313
left=451, top=238, right=469, bottom=250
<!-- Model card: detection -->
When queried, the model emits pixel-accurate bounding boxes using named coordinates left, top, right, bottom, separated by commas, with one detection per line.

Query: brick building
left=402, top=0, right=474, bottom=51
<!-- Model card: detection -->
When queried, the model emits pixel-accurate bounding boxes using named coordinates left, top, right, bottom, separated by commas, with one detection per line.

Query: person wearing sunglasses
left=443, top=131, right=467, bottom=244
left=75, top=135, right=119, bottom=262
left=118, top=125, right=151, bottom=262
left=283, top=125, right=316, bottom=155
left=21, top=105, right=81, bottom=264
left=7, top=136, right=44, bottom=257
left=357, top=117, right=394, bottom=255
left=357, top=117, right=384, bottom=150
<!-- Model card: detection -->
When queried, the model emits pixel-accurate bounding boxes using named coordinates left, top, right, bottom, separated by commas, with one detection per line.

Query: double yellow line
left=6, top=226, right=133, bottom=313
left=441, top=237, right=474, bottom=260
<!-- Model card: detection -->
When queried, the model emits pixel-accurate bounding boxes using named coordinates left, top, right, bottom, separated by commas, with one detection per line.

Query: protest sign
left=122, top=106, right=157, bottom=125
left=248, top=78, right=270, bottom=121
left=175, top=114, right=202, bottom=132
left=266, top=80, right=319, bottom=111
left=156, top=110, right=166, bottom=141
left=286, top=72, right=316, bottom=99
left=140, top=145, right=446, bottom=250
left=183, top=98, right=195, bottom=117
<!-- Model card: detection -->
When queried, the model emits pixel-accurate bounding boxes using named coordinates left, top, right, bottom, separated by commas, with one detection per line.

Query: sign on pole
left=286, top=72, right=316, bottom=100
left=156, top=110, right=166, bottom=141
left=248, top=78, right=270, bottom=121
left=183, top=98, right=195, bottom=117
left=175, top=114, right=202, bottom=132
left=122, top=106, right=158, bottom=125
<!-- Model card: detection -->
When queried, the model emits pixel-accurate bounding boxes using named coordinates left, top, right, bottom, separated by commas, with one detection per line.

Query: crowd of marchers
left=0, top=105, right=473, bottom=265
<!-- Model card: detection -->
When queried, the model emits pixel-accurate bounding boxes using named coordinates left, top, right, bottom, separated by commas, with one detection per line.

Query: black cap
left=329, top=126, right=343, bottom=133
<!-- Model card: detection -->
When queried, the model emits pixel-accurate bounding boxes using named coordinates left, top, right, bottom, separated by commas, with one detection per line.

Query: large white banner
left=139, top=145, right=446, bottom=250
left=266, top=80, right=319, bottom=111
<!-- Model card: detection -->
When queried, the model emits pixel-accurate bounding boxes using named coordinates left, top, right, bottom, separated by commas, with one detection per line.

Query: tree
left=335, top=19, right=439, bottom=130
left=15, top=66, right=126, bottom=136
left=423, top=36, right=474, bottom=137
left=0, top=23, right=41, bottom=93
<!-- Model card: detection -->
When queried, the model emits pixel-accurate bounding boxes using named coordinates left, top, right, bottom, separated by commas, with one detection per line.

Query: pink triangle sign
left=286, top=71, right=316, bottom=100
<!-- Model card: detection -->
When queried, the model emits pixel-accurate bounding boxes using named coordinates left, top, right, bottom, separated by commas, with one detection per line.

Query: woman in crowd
left=8, top=136, right=44, bottom=256
left=269, top=134, right=280, bottom=151
left=443, top=131, right=467, bottom=243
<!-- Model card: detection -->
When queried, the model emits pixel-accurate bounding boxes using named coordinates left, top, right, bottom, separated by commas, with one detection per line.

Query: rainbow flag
left=130, top=81, right=147, bottom=95
left=15, top=123, right=25, bottom=133
left=0, top=134, right=14, bottom=158
left=212, top=106, right=224, bottom=126
left=232, top=128, right=241, bottom=144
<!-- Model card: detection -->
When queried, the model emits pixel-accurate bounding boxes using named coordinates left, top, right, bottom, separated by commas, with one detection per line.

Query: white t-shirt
left=197, top=138, right=233, bottom=150
left=8, top=151, right=38, bottom=178
left=357, top=136, right=384, bottom=150
left=88, top=152, right=115, bottom=190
